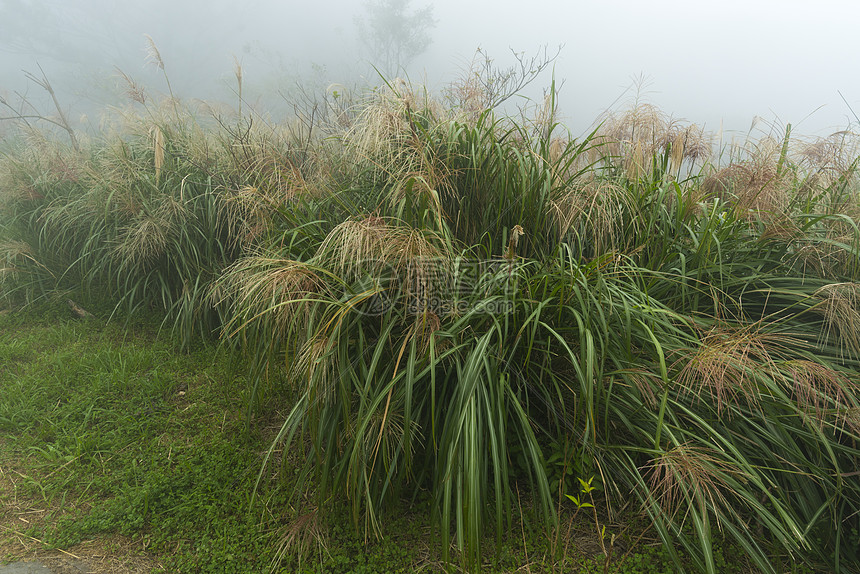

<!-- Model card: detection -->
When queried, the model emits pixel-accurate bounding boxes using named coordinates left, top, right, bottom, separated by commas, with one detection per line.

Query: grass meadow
left=1, top=56, right=859, bottom=573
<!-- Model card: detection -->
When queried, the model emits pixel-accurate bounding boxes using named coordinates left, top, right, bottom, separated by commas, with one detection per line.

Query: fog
left=1, top=0, right=858, bottom=139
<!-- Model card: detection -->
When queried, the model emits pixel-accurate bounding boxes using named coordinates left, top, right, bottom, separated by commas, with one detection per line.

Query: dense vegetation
left=2, top=62, right=860, bottom=573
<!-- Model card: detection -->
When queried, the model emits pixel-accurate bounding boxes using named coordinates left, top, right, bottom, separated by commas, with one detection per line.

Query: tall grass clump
left=0, top=71, right=330, bottom=344
left=2, top=59, right=860, bottom=573
left=212, top=77, right=860, bottom=572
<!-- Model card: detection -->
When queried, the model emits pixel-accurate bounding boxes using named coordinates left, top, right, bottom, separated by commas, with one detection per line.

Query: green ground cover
left=0, top=305, right=726, bottom=573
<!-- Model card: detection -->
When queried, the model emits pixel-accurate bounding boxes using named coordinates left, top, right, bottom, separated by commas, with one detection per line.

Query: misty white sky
left=1, top=0, right=858, bottom=138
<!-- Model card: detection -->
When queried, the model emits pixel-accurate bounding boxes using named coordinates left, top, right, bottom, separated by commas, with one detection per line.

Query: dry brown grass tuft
left=4, top=131, right=84, bottom=193
left=110, top=194, right=188, bottom=267
left=644, top=443, right=747, bottom=530
left=760, top=213, right=860, bottom=280
left=668, top=124, right=712, bottom=170
left=217, top=256, right=328, bottom=336
left=222, top=185, right=272, bottom=249
left=675, top=326, right=789, bottom=415
left=760, top=216, right=804, bottom=243
left=445, top=66, right=488, bottom=122
left=344, top=82, right=455, bottom=220
left=405, top=308, right=443, bottom=354
left=0, top=241, right=40, bottom=283
left=115, top=68, right=147, bottom=105
left=839, top=406, right=860, bottom=439
left=702, top=137, right=793, bottom=218
left=622, top=369, right=662, bottom=409
left=591, top=103, right=712, bottom=181
left=813, top=282, right=860, bottom=359
left=594, top=104, right=662, bottom=178
left=549, top=176, right=633, bottom=254
left=799, top=130, right=860, bottom=188
left=599, top=104, right=669, bottom=149
left=271, top=508, right=328, bottom=571
left=346, top=81, right=430, bottom=157
left=151, top=125, right=164, bottom=184
left=387, top=150, right=454, bottom=220
left=291, top=334, right=337, bottom=399
left=112, top=214, right=171, bottom=267
left=788, top=242, right=844, bottom=279
left=144, top=35, right=165, bottom=71
left=221, top=130, right=320, bottom=248
left=315, top=217, right=450, bottom=311
left=780, top=359, right=851, bottom=428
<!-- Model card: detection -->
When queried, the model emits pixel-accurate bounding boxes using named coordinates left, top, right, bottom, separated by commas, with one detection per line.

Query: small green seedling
left=565, top=476, right=596, bottom=510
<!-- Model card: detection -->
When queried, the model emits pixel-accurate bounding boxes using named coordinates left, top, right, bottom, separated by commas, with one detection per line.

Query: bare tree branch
left=460, top=46, right=564, bottom=112
left=22, top=64, right=80, bottom=152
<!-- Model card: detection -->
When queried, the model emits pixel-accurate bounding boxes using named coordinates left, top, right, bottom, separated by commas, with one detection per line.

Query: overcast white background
left=1, top=0, right=857, bottom=138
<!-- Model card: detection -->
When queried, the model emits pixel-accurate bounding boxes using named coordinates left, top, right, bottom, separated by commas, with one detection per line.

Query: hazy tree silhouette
left=355, top=0, right=436, bottom=77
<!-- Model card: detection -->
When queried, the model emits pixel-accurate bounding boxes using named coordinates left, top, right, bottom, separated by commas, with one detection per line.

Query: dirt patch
left=0, top=463, right=161, bottom=574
